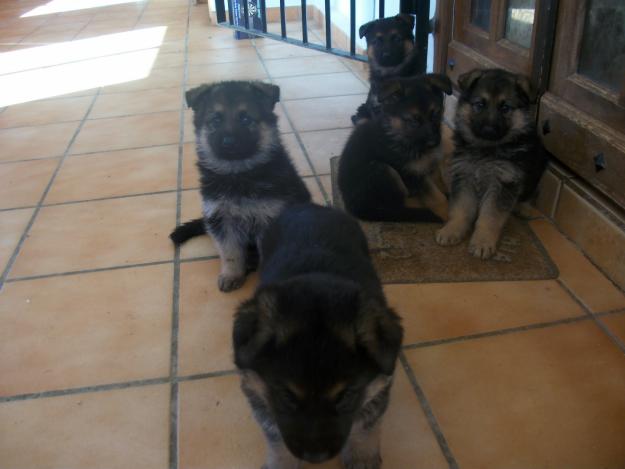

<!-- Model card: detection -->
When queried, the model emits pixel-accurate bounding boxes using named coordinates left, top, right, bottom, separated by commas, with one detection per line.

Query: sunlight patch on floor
left=21, top=0, right=145, bottom=18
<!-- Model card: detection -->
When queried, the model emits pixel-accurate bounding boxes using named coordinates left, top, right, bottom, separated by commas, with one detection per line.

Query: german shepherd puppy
left=352, top=13, right=419, bottom=125
left=339, top=74, right=452, bottom=222
left=436, top=68, right=548, bottom=259
left=233, top=203, right=403, bottom=469
left=170, top=81, right=310, bottom=292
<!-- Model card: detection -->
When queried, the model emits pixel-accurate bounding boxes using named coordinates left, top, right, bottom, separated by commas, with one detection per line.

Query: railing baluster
left=324, top=0, right=331, bottom=50
left=350, top=0, right=355, bottom=55
left=379, top=0, right=385, bottom=19
left=242, top=0, right=250, bottom=30
left=226, top=0, right=233, bottom=25
left=260, top=0, right=267, bottom=33
left=301, top=0, right=308, bottom=44
left=280, top=0, right=286, bottom=37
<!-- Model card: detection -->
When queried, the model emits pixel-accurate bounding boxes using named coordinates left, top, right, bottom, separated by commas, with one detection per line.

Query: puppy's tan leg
left=341, top=422, right=382, bottom=469
left=435, top=188, right=478, bottom=245
left=420, top=177, right=449, bottom=222
left=213, top=235, right=247, bottom=292
left=263, top=441, right=300, bottom=469
left=469, top=197, right=511, bottom=259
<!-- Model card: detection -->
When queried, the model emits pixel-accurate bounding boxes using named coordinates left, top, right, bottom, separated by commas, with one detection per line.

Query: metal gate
left=213, top=0, right=431, bottom=72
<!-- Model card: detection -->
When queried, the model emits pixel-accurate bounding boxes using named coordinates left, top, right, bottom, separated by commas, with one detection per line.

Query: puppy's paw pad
left=468, top=240, right=496, bottom=259
left=218, top=274, right=245, bottom=292
left=435, top=227, right=464, bottom=246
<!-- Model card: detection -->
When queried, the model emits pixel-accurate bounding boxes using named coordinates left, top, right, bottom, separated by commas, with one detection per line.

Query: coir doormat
left=330, top=157, right=558, bottom=283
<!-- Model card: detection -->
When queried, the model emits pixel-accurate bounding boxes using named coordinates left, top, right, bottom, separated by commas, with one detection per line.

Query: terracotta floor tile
left=531, top=219, right=625, bottom=313
left=89, top=88, right=182, bottom=119
left=275, top=72, right=368, bottom=100
left=0, top=158, right=58, bottom=209
left=47, top=145, right=178, bottom=203
left=10, top=193, right=176, bottom=278
left=275, top=102, right=294, bottom=134
left=282, top=94, right=367, bottom=132
left=256, top=42, right=327, bottom=60
left=303, top=176, right=328, bottom=206
left=299, top=128, right=351, bottom=175
left=187, top=61, right=267, bottom=85
left=178, top=367, right=447, bottom=469
left=183, top=109, right=195, bottom=142
left=178, top=260, right=257, bottom=376
left=0, top=208, right=33, bottom=272
left=0, top=264, right=172, bottom=396
left=405, top=321, right=625, bottom=469
left=281, top=132, right=312, bottom=176
left=0, top=384, right=170, bottom=469
left=182, top=142, right=200, bottom=189
left=186, top=47, right=259, bottom=65
left=0, top=122, right=78, bottom=162
left=70, top=111, right=180, bottom=155
left=318, top=175, right=332, bottom=203
left=385, top=280, right=584, bottom=345
left=601, top=312, right=625, bottom=344
left=179, top=189, right=218, bottom=260
left=152, top=51, right=186, bottom=69
left=101, top=66, right=184, bottom=94
left=0, top=96, right=92, bottom=128
left=264, top=55, right=349, bottom=78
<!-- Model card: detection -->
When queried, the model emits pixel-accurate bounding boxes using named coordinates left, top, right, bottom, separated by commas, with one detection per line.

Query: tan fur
left=403, top=39, right=414, bottom=55
left=469, top=199, right=510, bottom=259
left=386, top=164, right=410, bottom=197
left=436, top=190, right=479, bottom=245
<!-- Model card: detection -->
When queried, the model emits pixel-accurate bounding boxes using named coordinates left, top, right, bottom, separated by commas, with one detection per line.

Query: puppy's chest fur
left=383, top=133, right=442, bottom=177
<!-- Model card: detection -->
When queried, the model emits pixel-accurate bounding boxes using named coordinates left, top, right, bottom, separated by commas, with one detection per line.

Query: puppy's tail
left=170, top=218, right=206, bottom=245
left=355, top=206, right=443, bottom=223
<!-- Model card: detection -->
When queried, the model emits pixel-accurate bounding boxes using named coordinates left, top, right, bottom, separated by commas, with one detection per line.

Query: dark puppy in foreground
left=170, top=81, right=310, bottom=291
left=339, top=74, right=452, bottom=222
left=436, top=68, right=548, bottom=259
left=233, top=204, right=403, bottom=469
left=352, top=13, right=419, bottom=124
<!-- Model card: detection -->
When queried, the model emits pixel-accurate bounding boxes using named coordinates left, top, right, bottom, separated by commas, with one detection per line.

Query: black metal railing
left=213, top=0, right=431, bottom=70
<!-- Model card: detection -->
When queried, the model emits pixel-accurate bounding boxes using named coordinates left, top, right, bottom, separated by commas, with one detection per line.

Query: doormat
left=330, top=157, right=559, bottom=283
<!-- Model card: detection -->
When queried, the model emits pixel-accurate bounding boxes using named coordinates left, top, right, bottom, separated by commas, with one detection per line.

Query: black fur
left=170, top=81, right=310, bottom=292
left=339, top=74, right=452, bottom=223
left=233, top=204, right=403, bottom=467
left=352, top=14, right=419, bottom=125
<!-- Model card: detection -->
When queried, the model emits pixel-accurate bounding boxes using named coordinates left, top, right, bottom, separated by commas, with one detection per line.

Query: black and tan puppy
left=352, top=13, right=419, bottom=124
left=436, top=68, right=548, bottom=259
left=170, top=81, right=310, bottom=292
left=233, top=203, right=403, bottom=469
left=339, top=73, right=452, bottom=222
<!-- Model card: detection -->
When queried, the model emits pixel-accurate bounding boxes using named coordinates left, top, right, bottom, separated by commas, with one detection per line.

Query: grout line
left=176, top=369, right=238, bottom=382
left=4, top=259, right=175, bottom=283
left=0, top=377, right=170, bottom=403
left=169, top=2, right=192, bottom=468
left=399, top=353, right=459, bottom=469
left=402, top=314, right=590, bottom=350
left=556, top=279, right=625, bottom=355
left=41, top=189, right=179, bottom=208
left=68, top=142, right=181, bottom=158
left=180, top=255, right=220, bottom=263
left=0, top=89, right=101, bottom=292
left=0, top=204, right=38, bottom=213
left=252, top=44, right=331, bottom=205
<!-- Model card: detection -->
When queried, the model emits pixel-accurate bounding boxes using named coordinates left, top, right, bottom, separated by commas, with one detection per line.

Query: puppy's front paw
left=218, top=273, right=245, bottom=292
left=468, top=236, right=497, bottom=259
left=435, top=224, right=465, bottom=246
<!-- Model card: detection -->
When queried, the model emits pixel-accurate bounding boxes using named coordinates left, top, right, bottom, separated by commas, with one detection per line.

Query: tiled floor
left=1, top=1, right=625, bottom=468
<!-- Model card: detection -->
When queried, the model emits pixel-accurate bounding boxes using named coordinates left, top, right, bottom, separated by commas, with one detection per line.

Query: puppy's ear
left=426, top=73, right=453, bottom=95
left=515, top=74, right=535, bottom=104
left=357, top=301, right=403, bottom=375
left=359, top=19, right=375, bottom=39
left=458, top=68, right=485, bottom=93
left=185, top=84, right=212, bottom=111
left=232, top=288, right=278, bottom=369
left=378, top=80, right=403, bottom=103
left=251, top=82, right=281, bottom=109
left=397, top=13, right=415, bottom=30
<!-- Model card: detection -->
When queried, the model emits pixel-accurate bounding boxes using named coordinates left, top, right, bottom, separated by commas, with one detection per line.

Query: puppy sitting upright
left=352, top=13, right=419, bottom=124
left=436, top=68, right=548, bottom=259
left=339, top=74, right=452, bottom=222
left=234, top=203, right=403, bottom=469
left=170, top=81, right=310, bottom=292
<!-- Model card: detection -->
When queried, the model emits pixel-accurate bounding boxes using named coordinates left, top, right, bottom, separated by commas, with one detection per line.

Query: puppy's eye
left=239, top=114, right=253, bottom=126
left=209, top=114, right=223, bottom=127
left=472, top=101, right=485, bottom=112
left=500, top=103, right=512, bottom=114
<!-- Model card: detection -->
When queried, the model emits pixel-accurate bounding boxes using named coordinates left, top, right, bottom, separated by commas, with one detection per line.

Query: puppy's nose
left=301, top=452, right=331, bottom=464
left=222, top=135, right=235, bottom=147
